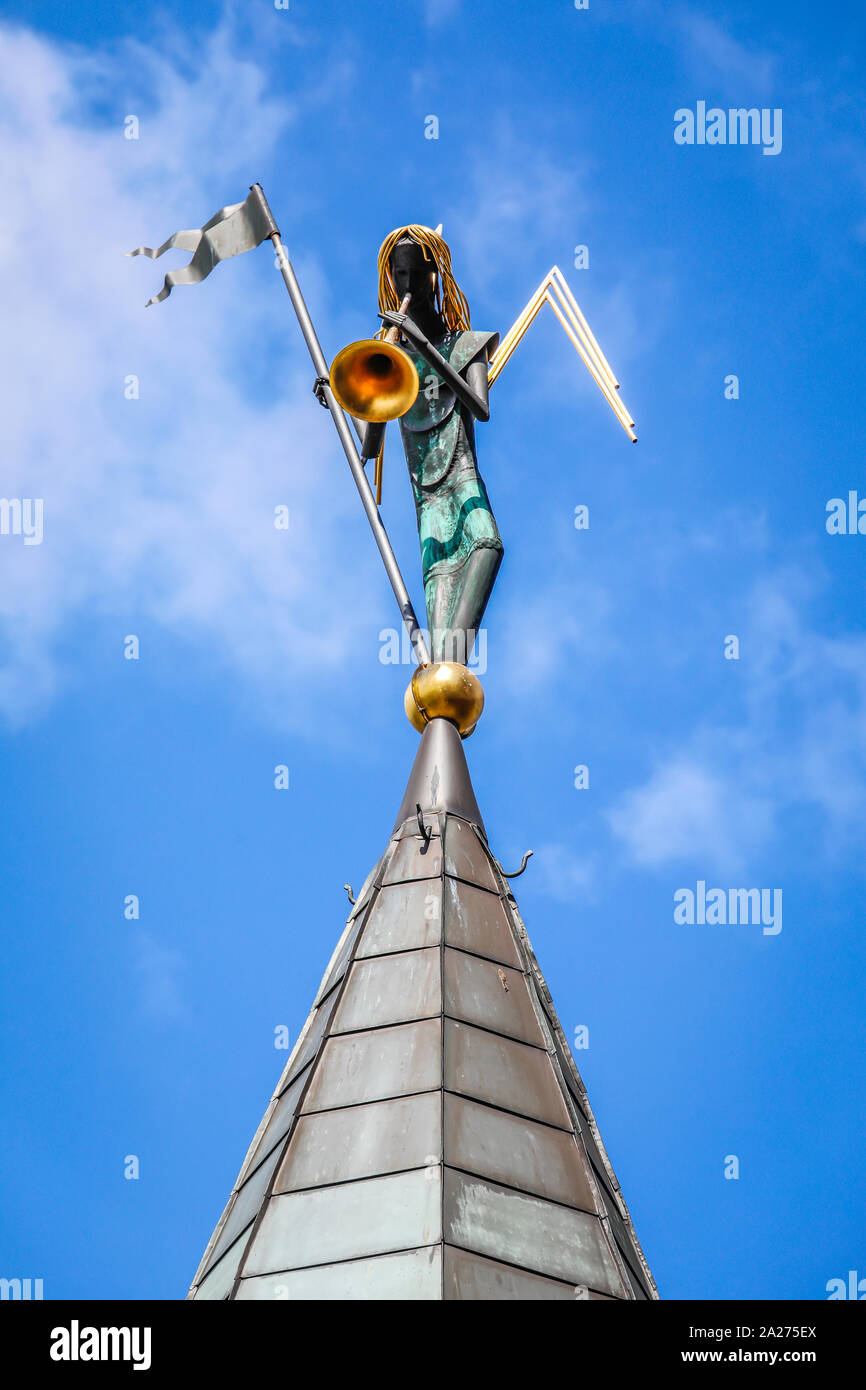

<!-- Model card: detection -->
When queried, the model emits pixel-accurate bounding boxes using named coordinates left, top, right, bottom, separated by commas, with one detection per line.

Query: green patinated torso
left=396, top=329, right=503, bottom=607
left=398, top=330, right=498, bottom=491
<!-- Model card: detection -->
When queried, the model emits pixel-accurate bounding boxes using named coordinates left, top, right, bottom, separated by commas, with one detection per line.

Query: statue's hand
left=379, top=310, right=424, bottom=345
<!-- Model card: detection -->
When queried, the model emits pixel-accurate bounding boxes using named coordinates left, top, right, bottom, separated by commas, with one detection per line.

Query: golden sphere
left=404, top=662, right=485, bottom=738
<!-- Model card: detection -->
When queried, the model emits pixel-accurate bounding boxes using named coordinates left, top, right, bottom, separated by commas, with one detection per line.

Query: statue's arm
left=380, top=312, right=490, bottom=422
left=351, top=417, right=386, bottom=461
left=313, top=375, right=384, bottom=461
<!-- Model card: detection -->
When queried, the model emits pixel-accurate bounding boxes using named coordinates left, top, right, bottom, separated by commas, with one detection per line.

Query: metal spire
left=187, top=718, right=658, bottom=1301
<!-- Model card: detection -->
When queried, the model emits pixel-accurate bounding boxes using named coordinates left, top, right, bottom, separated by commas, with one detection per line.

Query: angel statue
left=129, top=185, right=635, bottom=729
left=355, top=225, right=503, bottom=669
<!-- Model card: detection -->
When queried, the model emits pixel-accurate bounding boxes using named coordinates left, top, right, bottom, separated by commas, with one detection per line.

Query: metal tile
left=240, top=1068, right=308, bottom=1181
left=572, top=1107, right=627, bottom=1219
left=443, top=877, right=520, bottom=967
left=444, top=1246, right=599, bottom=1301
left=395, top=818, right=440, bottom=843
left=332, top=948, right=441, bottom=1033
left=444, top=1093, right=597, bottom=1212
left=236, top=1246, right=442, bottom=1300
left=443, top=818, right=499, bottom=892
left=443, top=1168, right=627, bottom=1297
left=192, top=1229, right=251, bottom=1300
left=280, top=986, right=339, bottom=1089
left=204, top=1136, right=284, bottom=1270
left=444, top=947, right=546, bottom=1046
left=382, top=834, right=442, bottom=885
left=313, top=905, right=370, bottom=1006
left=275, top=1092, right=441, bottom=1192
left=569, top=1123, right=654, bottom=1300
left=549, top=1029, right=592, bottom=1123
left=302, top=1018, right=442, bottom=1112
left=444, top=1020, right=571, bottom=1130
left=243, top=1168, right=442, bottom=1276
left=355, top=880, right=442, bottom=958
left=348, top=861, right=381, bottom=919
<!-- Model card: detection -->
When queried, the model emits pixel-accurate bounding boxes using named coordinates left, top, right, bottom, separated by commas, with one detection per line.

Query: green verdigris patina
left=398, top=329, right=503, bottom=663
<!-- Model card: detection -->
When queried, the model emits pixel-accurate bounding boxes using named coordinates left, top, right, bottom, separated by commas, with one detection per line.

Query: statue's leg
left=445, top=546, right=502, bottom=665
left=428, top=545, right=502, bottom=665
left=426, top=567, right=460, bottom=664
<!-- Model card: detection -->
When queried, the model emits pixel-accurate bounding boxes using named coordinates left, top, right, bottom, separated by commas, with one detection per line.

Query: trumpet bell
left=330, top=338, right=420, bottom=423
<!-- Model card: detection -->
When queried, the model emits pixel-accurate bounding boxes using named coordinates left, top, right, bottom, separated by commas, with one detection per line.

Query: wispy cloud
left=531, top=842, right=596, bottom=904
left=0, top=19, right=372, bottom=730
left=134, top=930, right=185, bottom=1020
left=607, top=566, right=866, bottom=874
left=607, top=758, right=774, bottom=876
left=675, top=9, right=778, bottom=95
left=424, top=0, right=462, bottom=27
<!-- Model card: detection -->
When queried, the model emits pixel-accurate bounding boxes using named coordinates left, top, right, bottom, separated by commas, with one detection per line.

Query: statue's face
left=390, top=238, right=437, bottom=307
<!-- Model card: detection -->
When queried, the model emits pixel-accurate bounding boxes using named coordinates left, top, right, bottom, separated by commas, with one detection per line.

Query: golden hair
left=376, top=225, right=471, bottom=337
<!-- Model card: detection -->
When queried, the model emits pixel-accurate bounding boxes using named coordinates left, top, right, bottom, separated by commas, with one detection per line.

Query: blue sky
left=0, top=0, right=864, bottom=1300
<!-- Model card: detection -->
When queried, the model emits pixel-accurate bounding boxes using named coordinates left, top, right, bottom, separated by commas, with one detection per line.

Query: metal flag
left=127, top=189, right=276, bottom=306
left=128, top=183, right=431, bottom=667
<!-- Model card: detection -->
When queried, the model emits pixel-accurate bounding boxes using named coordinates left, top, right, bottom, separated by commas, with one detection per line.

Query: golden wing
left=488, top=266, right=637, bottom=442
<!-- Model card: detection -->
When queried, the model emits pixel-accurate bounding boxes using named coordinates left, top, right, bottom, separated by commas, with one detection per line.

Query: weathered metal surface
left=280, top=987, right=338, bottom=1089
left=392, top=717, right=485, bottom=831
left=332, top=948, right=441, bottom=1033
left=443, top=1093, right=597, bottom=1212
left=193, top=1231, right=251, bottom=1301
left=204, top=1138, right=284, bottom=1271
left=275, top=1092, right=441, bottom=1193
left=235, top=1246, right=442, bottom=1300
left=240, top=1068, right=309, bottom=1181
left=444, top=1019, right=572, bottom=1130
left=355, top=880, right=442, bottom=957
left=502, top=886, right=658, bottom=1299
left=443, top=947, right=546, bottom=1046
left=443, top=818, right=499, bottom=892
left=394, top=817, right=440, bottom=842
left=189, top=718, right=658, bottom=1300
left=300, top=1018, right=442, bottom=1113
left=243, top=1168, right=442, bottom=1276
left=442, top=1168, right=627, bottom=1297
left=313, top=905, right=370, bottom=1006
left=382, top=834, right=442, bottom=885
left=443, top=1246, right=607, bottom=1301
left=443, top=876, right=520, bottom=966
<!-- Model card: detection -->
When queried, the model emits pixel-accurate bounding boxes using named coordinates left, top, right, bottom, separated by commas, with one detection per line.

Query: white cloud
left=448, top=120, right=594, bottom=298
left=0, top=19, right=374, bottom=730
left=607, top=759, right=774, bottom=875
left=531, top=842, right=596, bottom=904
left=607, top=567, right=866, bottom=873
left=424, top=0, right=462, bottom=26
left=676, top=10, right=778, bottom=95
left=134, top=930, right=185, bottom=1020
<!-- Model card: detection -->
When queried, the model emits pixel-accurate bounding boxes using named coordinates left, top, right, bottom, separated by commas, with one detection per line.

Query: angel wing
left=488, top=266, right=636, bottom=442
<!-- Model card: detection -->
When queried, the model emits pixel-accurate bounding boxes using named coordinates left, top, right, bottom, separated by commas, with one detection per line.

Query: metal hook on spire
left=499, top=850, right=533, bottom=879
left=416, top=803, right=433, bottom=851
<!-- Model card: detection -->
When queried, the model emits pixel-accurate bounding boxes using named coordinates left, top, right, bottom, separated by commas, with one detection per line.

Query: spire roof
left=188, top=719, right=657, bottom=1301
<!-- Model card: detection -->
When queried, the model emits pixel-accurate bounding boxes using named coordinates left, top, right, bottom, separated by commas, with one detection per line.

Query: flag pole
left=248, top=183, right=431, bottom=669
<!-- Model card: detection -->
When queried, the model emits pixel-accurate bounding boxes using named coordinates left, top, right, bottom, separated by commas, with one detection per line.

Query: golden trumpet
left=329, top=293, right=420, bottom=423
